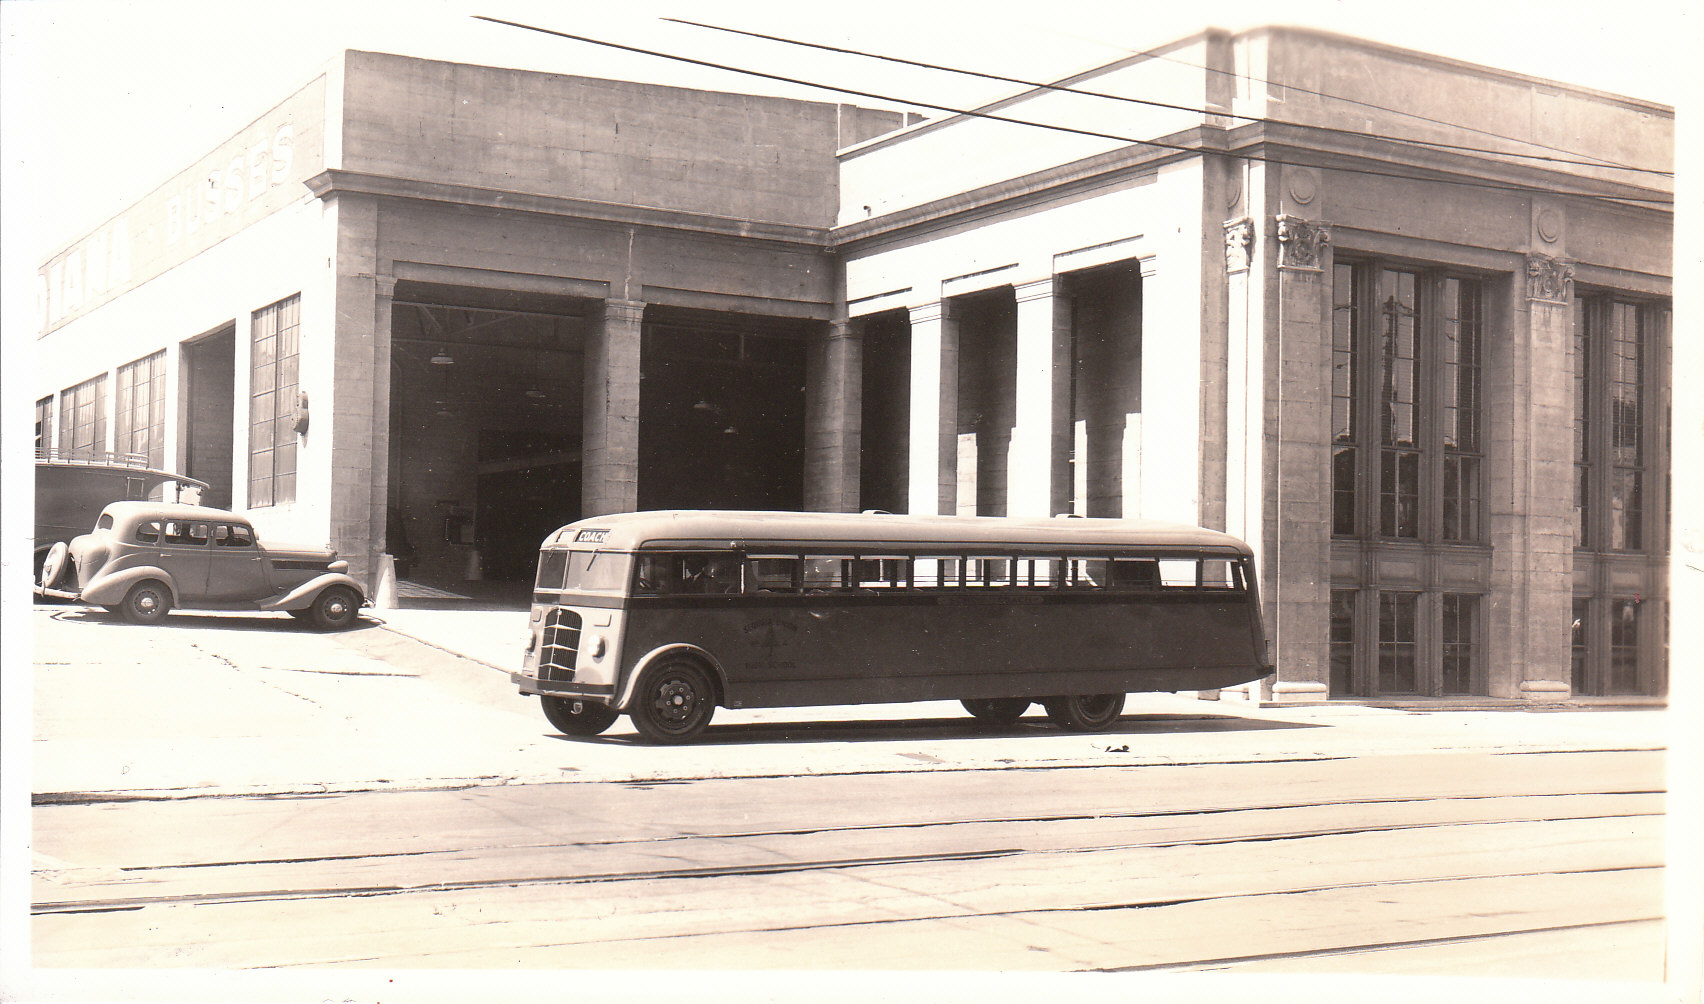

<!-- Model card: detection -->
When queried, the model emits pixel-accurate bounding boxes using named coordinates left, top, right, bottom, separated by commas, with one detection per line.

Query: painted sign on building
left=37, top=76, right=327, bottom=335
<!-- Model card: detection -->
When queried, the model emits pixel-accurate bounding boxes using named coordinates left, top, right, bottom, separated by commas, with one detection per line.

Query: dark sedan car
left=38, top=501, right=367, bottom=630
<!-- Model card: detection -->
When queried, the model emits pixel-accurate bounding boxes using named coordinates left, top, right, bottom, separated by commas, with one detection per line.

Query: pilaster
left=1268, top=213, right=1333, bottom=701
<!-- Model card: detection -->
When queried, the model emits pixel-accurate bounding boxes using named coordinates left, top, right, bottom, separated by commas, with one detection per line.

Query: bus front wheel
left=961, top=697, right=1031, bottom=725
left=628, top=660, right=717, bottom=744
left=1042, top=694, right=1125, bottom=732
left=541, top=696, right=619, bottom=737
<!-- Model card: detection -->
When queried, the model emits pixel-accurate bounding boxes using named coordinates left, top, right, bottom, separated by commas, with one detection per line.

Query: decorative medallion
left=1223, top=218, right=1255, bottom=273
left=1276, top=215, right=1330, bottom=271
left=1526, top=253, right=1575, bottom=304
left=1536, top=208, right=1562, bottom=244
left=1286, top=170, right=1317, bottom=206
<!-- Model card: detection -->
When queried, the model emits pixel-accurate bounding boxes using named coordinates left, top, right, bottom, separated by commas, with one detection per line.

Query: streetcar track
left=84, top=789, right=1665, bottom=873
left=1097, top=916, right=1665, bottom=972
left=33, top=810, right=1663, bottom=915
left=29, top=745, right=1664, bottom=806
left=254, top=867, right=1663, bottom=968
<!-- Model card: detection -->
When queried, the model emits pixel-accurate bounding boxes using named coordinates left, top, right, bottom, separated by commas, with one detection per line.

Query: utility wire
left=472, top=15, right=1674, bottom=208
left=666, top=17, right=1670, bottom=178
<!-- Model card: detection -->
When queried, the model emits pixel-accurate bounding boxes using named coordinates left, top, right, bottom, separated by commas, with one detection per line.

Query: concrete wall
left=339, top=51, right=902, bottom=229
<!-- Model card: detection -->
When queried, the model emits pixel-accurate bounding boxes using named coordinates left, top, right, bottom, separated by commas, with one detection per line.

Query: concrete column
left=367, top=275, right=396, bottom=587
left=1137, top=252, right=1199, bottom=524
left=1009, top=278, right=1072, bottom=517
left=1486, top=255, right=1576, bottom=700
left=1267, top=214, right=1334, bottom=702
left=907, top=300, right=959, bottom=516
left=804, top=317, right=862, bottom=512
left=582, top=297, right=645, bottom=517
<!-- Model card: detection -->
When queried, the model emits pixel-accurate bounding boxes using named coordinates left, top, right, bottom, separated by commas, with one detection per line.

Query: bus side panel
left=618, top=594, right=1270, bottom=710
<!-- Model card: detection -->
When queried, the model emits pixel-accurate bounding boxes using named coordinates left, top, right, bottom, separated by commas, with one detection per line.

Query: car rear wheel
left=961, top=697, right=1031, bottom=725
left=120, top=580, right=171, bottom=625
left=541, top=696, right=620, bottom=737
left=306, top=586, right=360, bottom=631
left=1042, top=693, right=1126, bottom=732
left=628, top=659, right=717, bottom=744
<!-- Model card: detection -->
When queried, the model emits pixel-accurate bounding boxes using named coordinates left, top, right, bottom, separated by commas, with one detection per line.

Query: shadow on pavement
left=46, top=607, right=389, bottom=635
left=551, top=712, right=1322, bottom=748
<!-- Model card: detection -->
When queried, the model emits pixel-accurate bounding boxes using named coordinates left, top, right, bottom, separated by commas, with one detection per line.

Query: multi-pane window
left=35, top=396, right=53, bottom=454
left=116, top=350, right=167, bottom=469
left=1609, top=598, right=1640, bottom=694
left=1575, top=298, right=1652, bottom=552
left=1441, top=593, right=1476, bottom=695
left=1329, top=589, right=1355, bottom=696
left=1332, top=262, right=1484, bottom=543
left=249, top=295, right=300, bottom=508
left=1570, top=597, right=1591, bottom=695
left=57, top=373, right=108, bottom=458
left=1377, top=591, right=1419, bottom=694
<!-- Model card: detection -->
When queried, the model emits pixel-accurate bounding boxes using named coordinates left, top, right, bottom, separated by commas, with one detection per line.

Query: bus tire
left=541, top=696, right=619, bottom=737
left=628, top=659, right=717, bottom=744
left=961, top=697, right=1030, bottom=725
left=1042, top=693, right=1125, bottom=732
left=120, top=580, right=171, bottom=625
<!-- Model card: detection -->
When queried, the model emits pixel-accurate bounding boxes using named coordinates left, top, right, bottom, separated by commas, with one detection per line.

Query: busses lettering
left=574, top=529, right=610, bottom=543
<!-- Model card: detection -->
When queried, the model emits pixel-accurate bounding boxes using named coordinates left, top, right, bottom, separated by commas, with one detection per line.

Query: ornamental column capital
left=1525, top=253, right=1576, bottom=304
left=1223, top=218, right=1255, bottom=273
left=1275, top=214, right=1330, bottom=271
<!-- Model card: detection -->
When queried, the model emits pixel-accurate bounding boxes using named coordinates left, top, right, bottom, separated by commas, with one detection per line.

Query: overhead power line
left=471, top=15, right=1674, bottom=208
left=666, top=17, right=1670, bottom=179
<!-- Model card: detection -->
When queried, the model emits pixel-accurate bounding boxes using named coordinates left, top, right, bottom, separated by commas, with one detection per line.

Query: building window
left=116, top=350, right=167, bottom=469
left=1441, top=593, right=1476, bottom=695
left=1609, top=598, right=1640, bottom=694
left=1377, top=591, right=1419, bottom=694
left=1332, top=262, right=1484, bottom=543
left=1329, top=589, right=1356, bottom=696
left=248, top=295, right=300, bottom=508
left=35, top=396, right=53, bottom=455
left=1571, top=597, right=1590, bottom=695
left=57, top=373, right=108, bottom=458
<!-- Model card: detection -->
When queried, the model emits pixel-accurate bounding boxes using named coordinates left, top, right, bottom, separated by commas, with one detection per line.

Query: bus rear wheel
left=1042, top=693, right=1125, bottom=732
left=541, top=696, right=619, bottom=737
left=961, top=697, right=1031, bottom=725
left=628, top=660, right=717, bottom=744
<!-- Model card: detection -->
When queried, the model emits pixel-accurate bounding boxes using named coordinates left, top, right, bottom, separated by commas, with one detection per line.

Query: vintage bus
left=513, top=510, right=1273, bottom=743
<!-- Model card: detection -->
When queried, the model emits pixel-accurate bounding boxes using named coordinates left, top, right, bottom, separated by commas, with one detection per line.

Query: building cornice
left=304, top=170, right=834, bottom=251
left=832, top=126, right=1220, bottom=255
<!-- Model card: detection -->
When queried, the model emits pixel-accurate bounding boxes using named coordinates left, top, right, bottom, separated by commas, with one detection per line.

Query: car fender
left=617, top=644, right=728, bottom=712
left=260, top=573, right=368, bottom=612
left=80, top=565, right=179, bottom=608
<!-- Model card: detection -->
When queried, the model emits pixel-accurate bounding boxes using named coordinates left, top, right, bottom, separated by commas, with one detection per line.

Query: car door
left=205, top=522, right=268, bottom=601
left=159, top=519, right=213, bottom=602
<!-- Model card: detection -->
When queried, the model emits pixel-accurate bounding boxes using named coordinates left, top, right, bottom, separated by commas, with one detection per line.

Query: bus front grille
left=539, top=609, right=582, bottom=682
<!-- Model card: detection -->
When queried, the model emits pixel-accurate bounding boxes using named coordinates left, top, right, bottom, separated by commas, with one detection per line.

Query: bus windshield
left=535, top=548, right=630, bottom=595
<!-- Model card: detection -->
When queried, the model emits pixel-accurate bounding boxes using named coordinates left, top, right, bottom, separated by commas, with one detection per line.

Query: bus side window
left=1200, top=559, right=1241, bottom=590
left=635, top=554, right=682, bottom=594
left=748, top=556, right=800, bottom=593
left=1110, top=559, right=1161, bottom=589
left=1157, top=559, right=1199, bottom=588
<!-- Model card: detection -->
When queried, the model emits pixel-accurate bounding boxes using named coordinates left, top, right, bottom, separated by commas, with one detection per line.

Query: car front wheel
left=120, top=580, right=171, bottom=625
left=306, top=586, right=360, bottom=631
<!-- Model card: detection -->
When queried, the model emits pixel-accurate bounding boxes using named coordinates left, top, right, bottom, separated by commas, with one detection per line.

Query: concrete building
left=35, top=27, right=1672, bottom=701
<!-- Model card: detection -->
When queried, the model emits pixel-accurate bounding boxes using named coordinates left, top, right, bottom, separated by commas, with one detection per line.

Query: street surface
left=19, top=603, right=1680, bottom=994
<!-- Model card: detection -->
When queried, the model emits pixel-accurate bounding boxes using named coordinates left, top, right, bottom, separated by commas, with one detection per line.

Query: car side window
left=215, top=524, right=255, bottom=548
left=163, top=521, right=210, bottom=546
left=135, top=521, right=161, bottom=544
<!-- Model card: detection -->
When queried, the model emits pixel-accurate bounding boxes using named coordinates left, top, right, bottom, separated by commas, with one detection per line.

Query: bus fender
left=619, top=644, right=728, bottom=711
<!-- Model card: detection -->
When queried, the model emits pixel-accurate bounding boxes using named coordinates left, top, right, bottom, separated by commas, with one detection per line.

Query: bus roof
left=546, top=510, right=1253, bottom=556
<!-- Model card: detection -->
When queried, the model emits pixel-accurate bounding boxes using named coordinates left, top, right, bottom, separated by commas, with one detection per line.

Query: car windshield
left=535, top=549, right=630, bottom=594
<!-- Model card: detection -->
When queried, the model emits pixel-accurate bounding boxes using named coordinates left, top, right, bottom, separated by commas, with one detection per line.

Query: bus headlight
left=589, top=635, right=607, bottom=660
